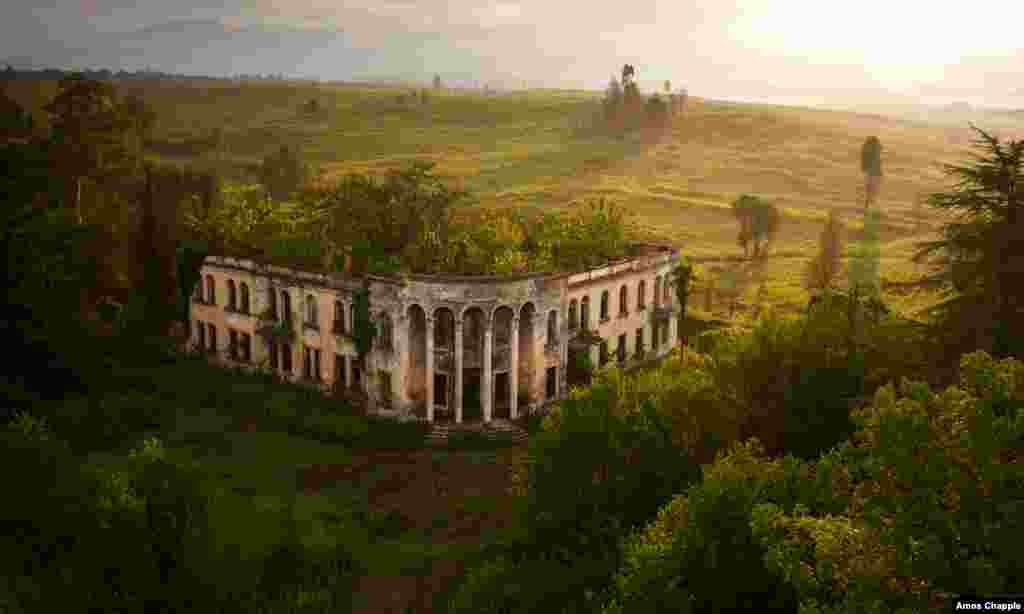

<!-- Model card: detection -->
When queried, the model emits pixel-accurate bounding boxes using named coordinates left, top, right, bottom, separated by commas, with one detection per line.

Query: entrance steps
left=426, top=418, right=529, bottom=446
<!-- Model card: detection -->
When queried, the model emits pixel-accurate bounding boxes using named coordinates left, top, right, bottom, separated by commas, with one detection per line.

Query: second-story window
left=619, top=285, right=628, bottom=316
left=334, top=300, right=345, bottom=333
left=638, top=280, right=646, bottom=310
left=206, top=275, right=216, bottom=305
left=568, top=299, right=578, bottom=331
left=227, top=280, right=237, bottom=311
left=282, top=291, right=292, bottom=324
left=240, top=282, right=250, bottom=314
left=305, top=294, right=318, bottom=329
left=580, top=296, right=590, bottom=331
left=600, top=291, right=610, bottom=321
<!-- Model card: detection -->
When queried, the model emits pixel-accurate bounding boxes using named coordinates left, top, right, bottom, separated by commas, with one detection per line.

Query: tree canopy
left=731, top=194, right=781, bottom=259
left=914, top=125, right=1024, bottom=357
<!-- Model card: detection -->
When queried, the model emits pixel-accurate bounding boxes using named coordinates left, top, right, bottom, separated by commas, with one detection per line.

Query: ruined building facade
left=189, top=243, right=680, bottom=422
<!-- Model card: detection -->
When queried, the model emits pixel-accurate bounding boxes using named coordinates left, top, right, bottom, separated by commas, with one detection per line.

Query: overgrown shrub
left=602, top=351, right=1024, bottom=613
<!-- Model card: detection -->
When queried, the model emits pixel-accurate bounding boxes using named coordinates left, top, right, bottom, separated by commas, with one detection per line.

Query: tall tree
left=43, top=73, right=134, bottom=223
left=433, top=74, right=442, bottom=90
left=732, top=194, right=780, bottom=259
left=914, top=125, right=1024, bottom=357
left=804, top=210, right=845, bottom=293
left=604, top=76, right=623, bottom=121
left=259, top=144, right=309, bottom=202
left=861, top=136, right=883, bottom=209
left=621, top=64, right=639, bottom=107
left=670, top=255, right=696, bottom=344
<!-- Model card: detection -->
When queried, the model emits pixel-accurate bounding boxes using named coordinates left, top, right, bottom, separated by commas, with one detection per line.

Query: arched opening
left=407, top=304, right=427, bottom=415
left=206, top=275, right=216, bottom=305
left=638, top=279, right=646, bottom=310
left=227, top=279, right=237, bottom=310
left=377, top=312, right=393, bottom=351
left=619, top=284, right=628, bottom=316
left=461, top=307, right=486, bottom=420
left=519, top=302, right=536, bottom=413
left=433, top=307, right=456, bottom=420
left=600, top=290, right=609, bottom=321
left=268, top=286, right=278, bottom=319
left=492, top=305, right=515, bottom=419
left=580, top=296, right=591, bottom=331
left=568, top=299, right=578, bottom=331
left=334, top=300, right=345, bottom=333
left=239, top=282, right=250, bottom=314
left=546, top=310, right=558, bottom=347
left=281, top=291, right=292, bottom=324
left=305, top=294, right=318, bottom=328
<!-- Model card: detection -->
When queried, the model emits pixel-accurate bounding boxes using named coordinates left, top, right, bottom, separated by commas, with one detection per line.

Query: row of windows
left=596, top=321, right=670, bottom=366
left=567, top=275, right=672, bottom=332
left=197, top=275, right=393, bottom=348
left=196, top=275, right=252, bottom=313
left=195, top=320, right=252, bottom=361
left=264, top=339, right=363, bottom=389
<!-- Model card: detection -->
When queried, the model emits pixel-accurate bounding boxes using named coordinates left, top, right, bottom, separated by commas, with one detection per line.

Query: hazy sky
left=4, top=0, right=1023, bottom=107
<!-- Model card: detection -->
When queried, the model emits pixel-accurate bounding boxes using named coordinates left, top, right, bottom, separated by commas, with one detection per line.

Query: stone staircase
left=426, top=418, right=529, bottom=446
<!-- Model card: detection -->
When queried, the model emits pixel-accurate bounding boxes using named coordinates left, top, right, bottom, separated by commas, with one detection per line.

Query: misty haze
left=2, top=2, right=1023, bottom=613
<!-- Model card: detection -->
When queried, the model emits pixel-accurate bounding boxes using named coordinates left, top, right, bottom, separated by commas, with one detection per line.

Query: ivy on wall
left=351, top=283, right=376, bottom=366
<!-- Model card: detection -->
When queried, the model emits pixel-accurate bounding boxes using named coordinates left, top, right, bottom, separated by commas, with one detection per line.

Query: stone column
left=454, top=318, right=464, bottom=424
left=559, top=325, right=569, bottom=400
left=482, top=313, right=493, bottom=423
left=510, top=316, right=519, bottom=420
left=426, top=314, right=434, bottom=423
left=396, top=311, right=410, bottom=407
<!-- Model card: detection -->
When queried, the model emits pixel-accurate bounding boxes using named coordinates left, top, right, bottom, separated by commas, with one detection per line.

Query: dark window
left=269, top=288, right=278, bottom=319
left=580, top=296, right=590, bottom=331
left=619, top=285, right=628, bottom=315
left=193, top=282, right=203, bottom=303
left=599, top=340, right=609, bottom=366
left=197, top=320, right=205, bottom=349
left=227, top=280, right=237, bottom=310
left=352, top=364, right=361, bottom=388
left=545, top=366, right=557, bottom=399
left=334, top=301, right=345, bottom=333
left=600, top=291, right=610, bottom=321
left=281, top=343, right=292, bottom=373
left=303, top=346, right=312, bottom=379
left=314, top=349, right=322, bottom=381
left=636, top=328, right=644, bottom=357
left=229, top=329, right=239, bottom=359
left=380, top=371, right=392, bottom=408
left=617, top=334, right=626, bottom=363
left=208, top=324, right=217, bottom=353
left=240, top=282, right=250, bottom=313
left=269, top=340, right=279, bottom=369
left=241, top=333, right=252, bottom=362
left=652, top=322, right=660, bottom=350
left=568, top=300, right=578, bottom=330
left=206, top=275, right=216, bottom=305
left=305, top=295, right=318, bottom=328
left=282, top=292, right=292, bottom=324
left=638, top=280, right=646, bottom=310
left=335, top=354, right=346, bottom=387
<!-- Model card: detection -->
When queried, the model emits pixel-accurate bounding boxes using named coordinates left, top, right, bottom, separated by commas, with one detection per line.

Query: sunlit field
left=12, top=78, right=1024, bottom=319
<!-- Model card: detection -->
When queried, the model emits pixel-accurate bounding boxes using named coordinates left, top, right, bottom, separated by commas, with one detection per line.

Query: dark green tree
left=861, top=136, right=883, bottom=209
left=732, top=194, right=780, bottom=259
left=259, top=144, right=308, bottom=202
left=43, top=73, right=134, bottom=222
left=433, top=74, right=442, bottom=90
left=914, top=125, right=1024, bottom=358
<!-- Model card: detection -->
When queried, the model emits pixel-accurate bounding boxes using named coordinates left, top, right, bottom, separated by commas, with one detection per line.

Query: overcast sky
left=4, top=0, right=1023, bottom=107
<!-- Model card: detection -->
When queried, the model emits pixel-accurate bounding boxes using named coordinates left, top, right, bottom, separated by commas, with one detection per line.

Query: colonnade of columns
left=420, top=310, right=535, bottom=423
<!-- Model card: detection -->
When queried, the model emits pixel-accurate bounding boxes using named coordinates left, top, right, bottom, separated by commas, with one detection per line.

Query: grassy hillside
left=11, top=77, right=1023, bottom=317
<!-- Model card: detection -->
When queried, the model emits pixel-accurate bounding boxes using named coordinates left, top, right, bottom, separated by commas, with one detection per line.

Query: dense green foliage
left=731, top=194, right=781, bottom=259
left=914, top=126, right=1024, bottom=359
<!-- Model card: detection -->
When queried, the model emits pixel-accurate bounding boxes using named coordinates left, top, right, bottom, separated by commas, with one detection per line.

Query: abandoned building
left=189, top=242, right=681, bottom=423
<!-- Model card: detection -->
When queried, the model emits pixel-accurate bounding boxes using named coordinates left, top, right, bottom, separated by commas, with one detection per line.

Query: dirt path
left=297, top=446, right=530, bottom=614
